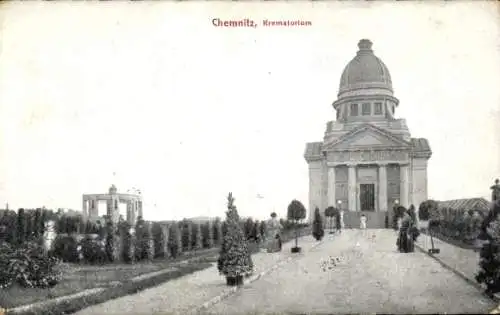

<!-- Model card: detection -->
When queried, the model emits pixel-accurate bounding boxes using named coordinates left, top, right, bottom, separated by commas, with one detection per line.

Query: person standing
left=335, top=210, right=342, bottom=234
left=360, top=214, right=367, bottom=236
left=266, top=212, right=283, bottom=252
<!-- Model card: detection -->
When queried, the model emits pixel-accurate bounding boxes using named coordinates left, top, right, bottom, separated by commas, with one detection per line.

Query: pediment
left=325, top=125, right=410, bottom=150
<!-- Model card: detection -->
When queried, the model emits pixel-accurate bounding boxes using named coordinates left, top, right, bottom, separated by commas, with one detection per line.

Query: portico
left=304, top=39, right=432, bottom=227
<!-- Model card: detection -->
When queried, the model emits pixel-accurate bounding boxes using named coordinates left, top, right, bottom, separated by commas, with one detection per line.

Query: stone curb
left=7, top=288, right=106, bottom=314
left=414, top=242, right=500, bottom=304
left=189, top=240, right=325, bottom=314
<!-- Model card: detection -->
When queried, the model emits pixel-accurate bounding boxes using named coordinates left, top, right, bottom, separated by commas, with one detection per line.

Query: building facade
left=304, top=39, right=432, bottom=226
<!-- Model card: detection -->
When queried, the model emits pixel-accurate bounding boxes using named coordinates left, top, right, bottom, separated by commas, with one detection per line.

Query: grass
left=1, top=247, right=219, bottom=310
left=2, top=227, right=310, bottom=315
left=7, top=261, right=215, bottom=315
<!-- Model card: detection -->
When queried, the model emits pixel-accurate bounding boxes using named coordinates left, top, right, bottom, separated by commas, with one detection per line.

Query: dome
left=338, top=39, right=393, bottom=96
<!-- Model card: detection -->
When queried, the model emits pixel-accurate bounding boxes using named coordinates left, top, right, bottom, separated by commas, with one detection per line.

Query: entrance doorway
left=360, top=184, right=375, bottom=211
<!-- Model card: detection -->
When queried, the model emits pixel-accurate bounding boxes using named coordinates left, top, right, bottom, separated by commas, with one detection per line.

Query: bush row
left=429, top=208, right=484, bottom=243
left=0, top=208, right=106, bottom=245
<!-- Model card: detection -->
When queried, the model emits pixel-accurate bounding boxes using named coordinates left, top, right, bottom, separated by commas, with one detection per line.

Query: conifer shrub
left=217, top=193, right=254, bottom=281
left=17, top=208, right=27, bottom=244
left=252, top=220, right=261, bottom=243
left=194, top=222, right=203, bottom=250
left=259, top=221, right=267, bottom=241
left=244, top=218, right=255, bottom=240
left=0, top=210, right=17, bottom=244
left=476, top=202, right=500, bottom=295
left=201, top=222, right=211, bottom=248
left=212, top=218, right=221, bottom=245
left=312, top=207, right=324, bottom=241
left=152, top=222, right=164, bottom=258
left=135, top=220, right=154, bottom=261
left=168, top=223, right=182, bottom=258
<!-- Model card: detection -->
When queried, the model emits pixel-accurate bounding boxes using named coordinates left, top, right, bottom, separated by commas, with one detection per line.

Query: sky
left=0, top=1, right=499, bottom=221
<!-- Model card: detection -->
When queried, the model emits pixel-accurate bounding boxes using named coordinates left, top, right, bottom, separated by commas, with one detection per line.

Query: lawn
left=0, top=247, right=219, bottom=310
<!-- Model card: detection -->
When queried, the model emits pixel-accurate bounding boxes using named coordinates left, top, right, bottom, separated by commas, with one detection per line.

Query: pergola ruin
left=82, top=184, right=143, bottom=225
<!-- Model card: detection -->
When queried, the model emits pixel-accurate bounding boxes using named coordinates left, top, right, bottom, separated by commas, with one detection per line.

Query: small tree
left=244, top=218, right=255, bottom=241
left=195, top=223, right=203, bottom=250
left=217, top=193, right=253, bottom=286
left=312, top=207, right=324, bottom=241
left=418, top=200, right=439, bottom=221
left=287, top=199, right=307, bottom=253
left=259, top=221, right=267, bottom=241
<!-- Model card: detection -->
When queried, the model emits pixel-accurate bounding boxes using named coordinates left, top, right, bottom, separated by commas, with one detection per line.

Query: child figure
left=360, top=214, right=367, bottom=237
left=360, top=214, right=367, bottom=230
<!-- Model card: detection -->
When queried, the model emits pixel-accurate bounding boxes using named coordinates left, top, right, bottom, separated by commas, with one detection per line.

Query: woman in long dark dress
left=397, top=211, right=419, bottom=253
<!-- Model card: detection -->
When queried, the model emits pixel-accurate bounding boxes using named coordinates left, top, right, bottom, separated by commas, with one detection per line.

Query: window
left=374, top=102, right=382, bottom=115
left=362, top=103, right=371, bottom=116
left=350, top=103, right=358, bottom=116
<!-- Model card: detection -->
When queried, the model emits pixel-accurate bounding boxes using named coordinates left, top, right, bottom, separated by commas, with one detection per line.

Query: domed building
left=304, top=39, right=432, bottom=228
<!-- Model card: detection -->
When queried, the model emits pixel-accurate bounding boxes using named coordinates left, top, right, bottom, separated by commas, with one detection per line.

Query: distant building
left=437, top=198, right=490, bottom=215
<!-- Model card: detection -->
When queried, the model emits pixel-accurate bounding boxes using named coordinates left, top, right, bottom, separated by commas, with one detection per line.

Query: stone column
left=82, top=198, right=88, bottom=219
left=378, top=163, right=388, bottom=212
left=348, top=164, right=357, bottom=211
left=91, top=198, right=98, bottom=219
left=126, top=201, right=132, bottom=225
left=400, top=164, right=410, bottom=208
left=138, top=200, right=143, bottom=219
left=327, top=167, right=336, bottom=207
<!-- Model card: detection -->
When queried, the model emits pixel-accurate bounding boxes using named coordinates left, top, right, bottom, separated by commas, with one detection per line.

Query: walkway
left=74, top=235, right=321, bottom=315
left=415, top=233, right=482, bottom=289
left=204, top=229, right=494, bottom=314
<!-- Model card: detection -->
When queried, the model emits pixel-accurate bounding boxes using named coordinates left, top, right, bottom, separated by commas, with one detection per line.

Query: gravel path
left=204, top=229, right=495, bottom=314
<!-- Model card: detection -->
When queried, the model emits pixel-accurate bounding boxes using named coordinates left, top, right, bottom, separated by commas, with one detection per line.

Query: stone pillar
left=348, top=164, right=357, bottom=211
left=138, top=200, right=143, bottom=219
left=91, top=198, right=98, bottom=219
left=400, top=164, right=410, bottom=208
left=82, top=198, right=88, bottom=219
left=378, top=163, right=388, bottom=212
left=327, top=167, right=336, bottom=207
